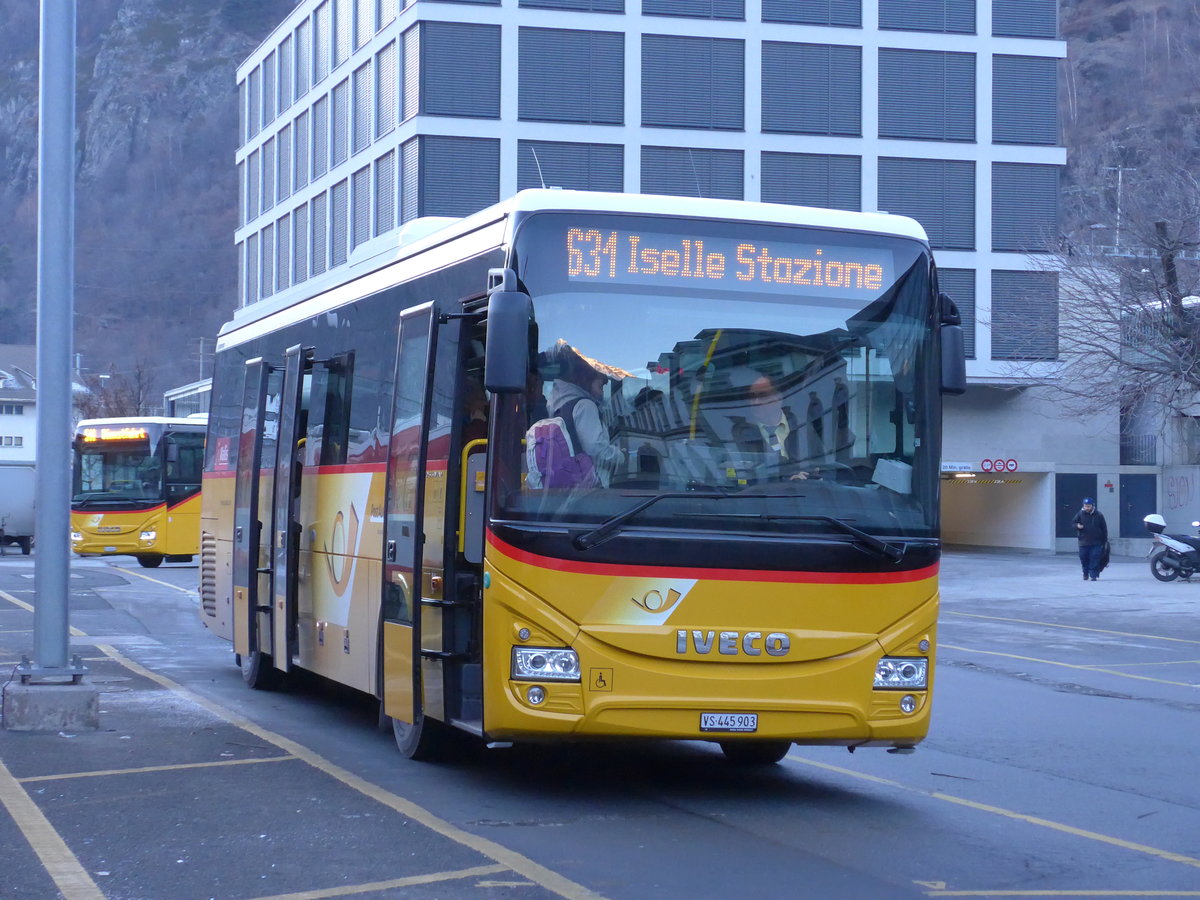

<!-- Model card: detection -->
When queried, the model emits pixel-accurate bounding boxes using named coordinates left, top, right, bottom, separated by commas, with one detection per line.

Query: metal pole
left=30, top=0, right=80, bottom=677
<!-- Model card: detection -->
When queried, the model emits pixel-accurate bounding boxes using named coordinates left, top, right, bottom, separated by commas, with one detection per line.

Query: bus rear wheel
left=719, top=740, right=792, bottom=765
left=391, top=709, right=450, bottom=761
left=136, top=554, right=164, bottom=568
left=240, top=647, right=286, bottom=691
left=18, top=537, right=31, bottom=555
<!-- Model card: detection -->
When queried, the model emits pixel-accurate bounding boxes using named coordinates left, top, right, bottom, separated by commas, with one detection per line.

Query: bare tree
left=1011, top=147, right=1200, bottom=431
left=74, top=361, right=160, bottom=420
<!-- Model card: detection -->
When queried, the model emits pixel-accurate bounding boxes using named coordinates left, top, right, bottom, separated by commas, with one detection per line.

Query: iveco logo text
left=676, top=630, right=791, bottom=657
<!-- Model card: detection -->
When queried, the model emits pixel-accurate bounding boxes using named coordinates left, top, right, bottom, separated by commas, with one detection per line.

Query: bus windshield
left=73, top=436, right=162, bottom=505
left=495, top=212, right=941, bottom=540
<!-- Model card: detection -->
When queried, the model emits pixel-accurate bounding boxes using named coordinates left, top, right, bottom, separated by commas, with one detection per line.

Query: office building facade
left=234, top=1, right=1148, bottom=552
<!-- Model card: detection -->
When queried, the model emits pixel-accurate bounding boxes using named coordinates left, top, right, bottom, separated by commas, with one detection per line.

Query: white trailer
left=0, top=462, right=34, bottom=555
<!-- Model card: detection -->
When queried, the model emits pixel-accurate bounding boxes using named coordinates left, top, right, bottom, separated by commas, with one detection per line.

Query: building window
left=247, top=66, right=261, bottom=139
left=375, top=150, right=396, bottom=236
left=331, top=179, right=349, bottom=266
left=879, top=49, right=975, bottom=142
left=992, top=270, right=1058, bottom=361
left=261, top=223, right=275, bottom=299
left=937, top=268, right=976, bottom=359
left=278, top=124, right=292, bottom=201
left=993, top=55, right=1058, bottom=145
left=276, top=213, right=291, bottom=293
left=517, top=140, right=623, bottom=192
left=332, top=78, right=350, bottom=166
left=409, top=23, right=501, bottom=119
left=878, top=0, right=974, bottom=34
left=246, top=150, right=260, bottom=221
left=763, top=0, right=859, bottom=27
left=351, top=166, right=371, bottom=250
left=294, top=110, right=310, bottom=189
left=295, top=19, right=312, bottom=96
left=643, top=0, right=743, bottom=19
left=993, top=163, right=1059, bottom=252
left=334, top=0, right=352, bottom=70
left=520, top=0, right=622, bottom=8
left=315, top=1, right=332, bottom=84
left=376, top=41, right=398, bottom=139
left=641, top=146, right=743, bottom=199
left=402, top=136, right=500, bottom=220
left=0, top=404, right=24, bottom=415
left=311, top=191, right=328, bottom=275
left=878, top=157, right=975, bottom=250
left=352, top=61, right=372, bottom=154
left=261, top=137, right=276, bottom=213
left=279, top=35, right=294, bottom=112
left=761, top=152, right=860, bottom=212
left=642, top=35, right=744, bottom=131
left=246, top=232, right=260, bottom=304
left=519, top=28, right=623, bottom=124
left=293, top=202, right=310, bottom=284
left=763, top=42, right=860, bottom=136
left=993, top=0, right=1057, bottom=38
left=312, top=95, right=330, bottom=179
left=263, top=51, right=277, bottom=126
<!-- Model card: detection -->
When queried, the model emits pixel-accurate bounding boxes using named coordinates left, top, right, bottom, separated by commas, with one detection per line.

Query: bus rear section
left=71, top=417, right=206, bottom=568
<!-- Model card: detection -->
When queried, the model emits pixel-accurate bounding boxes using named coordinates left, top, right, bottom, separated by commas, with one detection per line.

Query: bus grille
left=200, top=531, right=217, bottom=617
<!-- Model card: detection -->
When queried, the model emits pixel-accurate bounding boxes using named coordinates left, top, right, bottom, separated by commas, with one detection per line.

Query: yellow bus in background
left=71, top=416, right=207, bottom=568
left=201, top=190, right=965, bottom=764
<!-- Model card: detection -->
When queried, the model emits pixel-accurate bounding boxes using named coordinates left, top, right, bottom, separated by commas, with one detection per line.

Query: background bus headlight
left=70, top=532, right=82, bottom=543
left=511, top=647, right=580, bottom=682
left=874, top=657, right=928, bottom=690
left=139, top=530, right=157, bottom=543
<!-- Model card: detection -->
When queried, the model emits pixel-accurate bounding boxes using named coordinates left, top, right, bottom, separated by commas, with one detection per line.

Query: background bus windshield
left=500, top=212, right=940, bottom=540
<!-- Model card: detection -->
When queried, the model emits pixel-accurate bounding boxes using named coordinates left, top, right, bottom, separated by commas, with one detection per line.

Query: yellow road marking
left=94, top=644, right=605, bottom=900
left=246, top=864, right=510, bottom=900
left=0, top=589, right=86, bottom=636
left=19, top=754, right=296, bottom=783
left=790, top=755, right=1200, bottom=871
left=941, top=643, right=1199, bottom=688
left=106, top=564, right=197, bottom=596
left=944, top=612, right=1200, bottom=647
left=0, top=757, right=107, bottom=900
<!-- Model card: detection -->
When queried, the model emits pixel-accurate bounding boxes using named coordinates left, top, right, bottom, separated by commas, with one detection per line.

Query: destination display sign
left=81, top=427, right=150, bottom=442
left=564, top=226, right=894, bottom=299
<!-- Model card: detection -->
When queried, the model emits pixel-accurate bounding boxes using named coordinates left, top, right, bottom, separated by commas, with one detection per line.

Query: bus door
left=382, top=304, right=436, bottom=726
left=270, top=344, right=314, bottom=671
left=232, top=358, right=276, bottom=663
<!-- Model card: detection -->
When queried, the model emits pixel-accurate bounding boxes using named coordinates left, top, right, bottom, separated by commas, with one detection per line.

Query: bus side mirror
left=166, top=442, right=179, bottom=463
left=484, top=268, right=532, bottom=394
left=939, top=291, right=966, bottom=395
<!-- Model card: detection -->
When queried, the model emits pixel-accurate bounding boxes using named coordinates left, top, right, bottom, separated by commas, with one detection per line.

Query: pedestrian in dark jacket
left=1072, top=497, right=1108, bottom=581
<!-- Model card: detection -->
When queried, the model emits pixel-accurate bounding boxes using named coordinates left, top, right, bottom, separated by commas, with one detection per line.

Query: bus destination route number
left=566, top=227, right=891, bottom=297
left=700, top=712, right=758, bottom=733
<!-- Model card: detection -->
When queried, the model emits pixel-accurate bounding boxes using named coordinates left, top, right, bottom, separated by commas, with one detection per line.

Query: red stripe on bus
left=486, top=531, right=937, bottom=584
left=71, top=503, right=166, bottom=515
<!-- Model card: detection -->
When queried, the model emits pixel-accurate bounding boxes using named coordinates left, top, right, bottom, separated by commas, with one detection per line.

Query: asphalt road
left=1, top=548, right=1198, bottom=900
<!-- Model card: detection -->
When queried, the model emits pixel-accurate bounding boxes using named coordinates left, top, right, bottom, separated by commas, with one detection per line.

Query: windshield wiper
left=766, top=514, right=905, bottom=563
left=573, top=491, right=731, bottom=551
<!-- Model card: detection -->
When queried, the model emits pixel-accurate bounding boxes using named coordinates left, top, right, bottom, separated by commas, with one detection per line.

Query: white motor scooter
left=1143, top=514, right=1200, bottom=582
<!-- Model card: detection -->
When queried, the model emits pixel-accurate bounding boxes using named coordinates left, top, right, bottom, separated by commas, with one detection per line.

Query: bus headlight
left=139, top=531, right=157, bottom=543
left=511, top=647, right=580, bottom=682
left=874, top=657, right=928, bottom=690
left=70, top=532, right=82, bottom=543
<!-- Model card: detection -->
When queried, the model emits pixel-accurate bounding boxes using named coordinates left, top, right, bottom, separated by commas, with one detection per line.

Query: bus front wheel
left=136, top=554, right=164, bottom=568
left=719, top=740, right=791, bottom=765
left=391, top=709, right=450, bottom=761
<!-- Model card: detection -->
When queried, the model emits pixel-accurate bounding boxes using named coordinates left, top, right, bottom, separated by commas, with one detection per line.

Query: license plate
left=700, top=712, right=758, bottom=733
left=104, top=546, right=117, bottom=552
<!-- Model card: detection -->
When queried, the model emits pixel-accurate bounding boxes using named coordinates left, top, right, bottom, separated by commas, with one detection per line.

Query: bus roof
left=75, top=416, right=208, bottom=432
left=221, top=190, right=930, bottom=347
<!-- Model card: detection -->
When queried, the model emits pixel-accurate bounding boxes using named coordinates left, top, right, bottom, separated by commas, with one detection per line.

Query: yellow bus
left=201, top=190, right=965, bottom=763
left=71, top=416, right=207, bottom=568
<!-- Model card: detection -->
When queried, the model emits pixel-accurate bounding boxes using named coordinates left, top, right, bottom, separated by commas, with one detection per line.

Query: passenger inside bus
left=544, top=344, right=625, bottom=487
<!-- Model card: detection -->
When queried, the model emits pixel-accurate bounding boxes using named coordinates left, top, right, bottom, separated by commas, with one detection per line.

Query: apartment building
left=231, top=0, right=1148, bottom=551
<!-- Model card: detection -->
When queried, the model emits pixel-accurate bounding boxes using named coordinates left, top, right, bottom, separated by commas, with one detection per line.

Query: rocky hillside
left=0, top=0, right=1194, bottom=397
left=0, top=0, right=294, bottom=389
